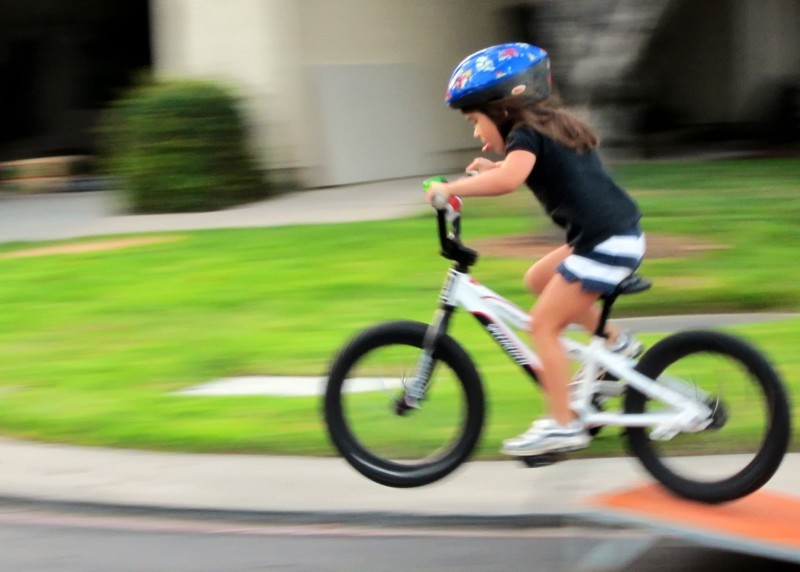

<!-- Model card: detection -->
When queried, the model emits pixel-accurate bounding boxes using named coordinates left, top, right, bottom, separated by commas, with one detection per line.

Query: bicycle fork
left=399, top=269, right=460, bottom=411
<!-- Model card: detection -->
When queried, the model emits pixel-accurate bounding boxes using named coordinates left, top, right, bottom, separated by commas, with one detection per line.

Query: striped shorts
left=557, top=225, right=646, bottom=294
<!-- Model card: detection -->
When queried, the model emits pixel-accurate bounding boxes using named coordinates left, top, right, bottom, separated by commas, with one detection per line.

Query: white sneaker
left=586, top=330, right=643, bottom=382
left=501, top=418, right=590, bottom=456
left=607, top=330, right=643, bottom=359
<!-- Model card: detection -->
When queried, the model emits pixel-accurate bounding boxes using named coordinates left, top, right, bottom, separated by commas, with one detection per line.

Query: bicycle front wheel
left=323, top=320, right=485, bottom=488
left=625, top=330, right=791, bottom=503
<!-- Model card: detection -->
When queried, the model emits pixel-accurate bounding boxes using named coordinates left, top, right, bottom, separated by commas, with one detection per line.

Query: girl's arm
left=427, top=150, right=536, bottom=200
left=466, top=157, right=502, bottom=172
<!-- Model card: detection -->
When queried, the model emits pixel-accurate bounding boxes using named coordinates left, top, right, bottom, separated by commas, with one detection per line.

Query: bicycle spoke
left=626, top=330, right=789, bottom=503
left=341, top=343, right=469, bottom=465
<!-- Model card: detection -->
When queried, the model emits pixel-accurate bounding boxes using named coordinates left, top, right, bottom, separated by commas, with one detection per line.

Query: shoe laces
left=520, top=417, right=554, bottom=437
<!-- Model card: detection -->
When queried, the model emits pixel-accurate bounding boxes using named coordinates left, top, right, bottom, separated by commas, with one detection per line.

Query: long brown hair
left=464, top=96, right=599, bottom=153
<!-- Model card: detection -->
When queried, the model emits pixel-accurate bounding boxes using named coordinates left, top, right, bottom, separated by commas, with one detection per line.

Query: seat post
left=594, top=293, right=618, bottom=339
left=593, top=274, right=652, bottom=338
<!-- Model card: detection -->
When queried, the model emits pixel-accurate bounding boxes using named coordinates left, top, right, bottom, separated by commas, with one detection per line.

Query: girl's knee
left=525, top=245, right=572, bottom=295
left=523, top=267, right=536, bottom=294
left=524, top=265, right=548, bottom=295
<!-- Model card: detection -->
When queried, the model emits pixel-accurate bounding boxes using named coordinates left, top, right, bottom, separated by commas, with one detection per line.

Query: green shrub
left=101, top=79, right=271, bottom=213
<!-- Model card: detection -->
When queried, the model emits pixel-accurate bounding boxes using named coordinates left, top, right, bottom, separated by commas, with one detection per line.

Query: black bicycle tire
left=323, top=320, right=485, bottom=488
left=625, top=330, right=791, bottom=504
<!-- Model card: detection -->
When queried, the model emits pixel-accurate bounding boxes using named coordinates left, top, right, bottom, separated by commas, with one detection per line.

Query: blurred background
left=0, top=0, right=798, bottom=191
left=0, top=0, right=797, bottom=510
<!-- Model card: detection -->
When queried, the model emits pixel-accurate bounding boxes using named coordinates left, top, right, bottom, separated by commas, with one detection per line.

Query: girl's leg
left=529, top=274, right=602, bottom=425
left=501, top=273, right=601, bottom=456
left=524, top=245, right=572, bottom=296
left=525, top=246, right=622, bottom=341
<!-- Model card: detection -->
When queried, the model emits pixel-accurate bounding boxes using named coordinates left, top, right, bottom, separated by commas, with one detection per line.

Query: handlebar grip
left=422, top=175, right=448, bottom=192
left=431, top=192, right=462, bottom=217
left=430, top=191, right=450, bottom=210
left=423, top=176, right=461, bottom=221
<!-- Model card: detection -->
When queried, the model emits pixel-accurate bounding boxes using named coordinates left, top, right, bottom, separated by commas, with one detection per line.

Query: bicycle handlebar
left=422, top=177, right=477, bottom=268
left=422, top=176, right=461, bottom=217
left=430, top=191, right=451, bottom=211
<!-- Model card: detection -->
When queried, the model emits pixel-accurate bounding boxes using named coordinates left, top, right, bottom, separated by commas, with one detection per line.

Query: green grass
left=0, top=158, right=797, bottom=457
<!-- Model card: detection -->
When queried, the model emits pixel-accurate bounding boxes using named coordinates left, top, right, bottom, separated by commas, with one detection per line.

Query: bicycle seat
left=611, top=274, right=652, bottom=297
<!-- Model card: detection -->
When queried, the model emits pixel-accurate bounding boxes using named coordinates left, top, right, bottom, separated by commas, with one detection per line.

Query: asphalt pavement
left=0, top=182, right=798, bottom=543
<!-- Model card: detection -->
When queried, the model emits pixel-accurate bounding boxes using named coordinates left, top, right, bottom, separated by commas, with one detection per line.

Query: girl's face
left=465, top=111, right=504, bottom=154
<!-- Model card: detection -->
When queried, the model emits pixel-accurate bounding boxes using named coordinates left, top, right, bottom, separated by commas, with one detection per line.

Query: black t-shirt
left=505, top=125, right=641, bottom=254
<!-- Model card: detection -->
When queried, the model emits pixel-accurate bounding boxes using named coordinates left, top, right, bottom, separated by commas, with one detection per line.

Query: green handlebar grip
left=422, top=176, right=448, bottom=191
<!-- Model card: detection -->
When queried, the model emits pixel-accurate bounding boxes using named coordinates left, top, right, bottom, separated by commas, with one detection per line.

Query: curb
left=0, top=494, right=613, bottom=530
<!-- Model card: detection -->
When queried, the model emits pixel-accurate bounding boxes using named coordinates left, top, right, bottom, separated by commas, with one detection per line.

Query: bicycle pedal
left=519, top=453, right=566, bottom=468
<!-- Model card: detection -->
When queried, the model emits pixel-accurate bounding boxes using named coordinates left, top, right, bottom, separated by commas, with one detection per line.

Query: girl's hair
left=464, top=96, right=599, bottom=153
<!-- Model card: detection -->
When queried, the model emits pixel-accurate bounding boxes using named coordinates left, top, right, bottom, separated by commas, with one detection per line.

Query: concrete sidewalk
left=0, top=437, right=797, bottom=524
left=0, top=178, right=427, bottom=243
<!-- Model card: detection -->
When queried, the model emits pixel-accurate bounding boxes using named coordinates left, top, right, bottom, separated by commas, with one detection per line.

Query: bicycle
left=323, top=178, right=792, bottom=504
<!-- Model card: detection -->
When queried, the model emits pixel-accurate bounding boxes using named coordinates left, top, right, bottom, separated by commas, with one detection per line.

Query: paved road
left=0, top=507, right=789, bottom=572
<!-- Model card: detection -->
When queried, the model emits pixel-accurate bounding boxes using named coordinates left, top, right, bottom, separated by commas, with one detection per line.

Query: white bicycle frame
left=423, top=267, right=714, bottom=440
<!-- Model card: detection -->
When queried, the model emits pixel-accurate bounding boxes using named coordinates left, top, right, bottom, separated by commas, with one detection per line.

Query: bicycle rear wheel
left=323, top=320, right=485, bottom=488
left=625, top=330, right=791, bottom=503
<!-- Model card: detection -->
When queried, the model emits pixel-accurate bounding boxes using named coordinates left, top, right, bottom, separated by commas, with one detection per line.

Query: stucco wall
left=297, top=0, right=530, bottom=184
left=151, top=0, right=303, bottom=173
left=151, top=0, right=800, bottom=186
left=152, top=0, right=523, bottom=186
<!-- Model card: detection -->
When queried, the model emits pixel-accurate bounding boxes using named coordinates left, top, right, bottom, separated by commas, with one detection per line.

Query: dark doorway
left=0, top=0, right=152, bottom=161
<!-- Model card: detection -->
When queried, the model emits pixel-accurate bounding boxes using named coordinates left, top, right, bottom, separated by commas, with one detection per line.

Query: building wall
left=151, top=0, right=522, bottom=186
left=645, top=0, right=737, bottom=125
left=733, top=0, right=800, bottom=123
left=151, top=0, right=800, bottom=186
left=645, top=0, right=800, bottom=128
left=291, top=0, right=536, bottom=184
left=151, top=0, right=303, bottom=176
left=4, top=0, right=799, bottom=174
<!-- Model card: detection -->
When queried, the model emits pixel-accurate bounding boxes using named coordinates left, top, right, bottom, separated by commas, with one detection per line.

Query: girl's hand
left=425, top=181, right=450, bottom=204
left=466, top=157, right=499, bottom=173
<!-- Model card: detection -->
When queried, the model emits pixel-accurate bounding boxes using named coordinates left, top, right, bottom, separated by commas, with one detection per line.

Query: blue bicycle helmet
left=446, top=43, right=551, bottom=109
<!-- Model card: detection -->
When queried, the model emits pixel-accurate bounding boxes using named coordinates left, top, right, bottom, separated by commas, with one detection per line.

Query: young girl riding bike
left=425, top=43, right=646, bottom=457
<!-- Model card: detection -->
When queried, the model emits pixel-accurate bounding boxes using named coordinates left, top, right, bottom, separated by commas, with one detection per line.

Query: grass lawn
left=0, top=158, right=797, bottom=457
